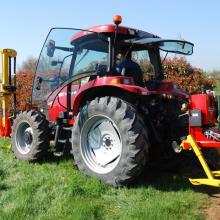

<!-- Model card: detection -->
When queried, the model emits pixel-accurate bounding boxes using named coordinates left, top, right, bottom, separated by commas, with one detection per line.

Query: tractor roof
left=71, top=24, right=160, bottom=43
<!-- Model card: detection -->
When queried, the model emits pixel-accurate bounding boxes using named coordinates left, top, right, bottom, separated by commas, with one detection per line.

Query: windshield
left=119, top=37, right=194, bottom=81
left=32, top=28, right=108, bottom=106
left=125, top=38, right=194, bottom=55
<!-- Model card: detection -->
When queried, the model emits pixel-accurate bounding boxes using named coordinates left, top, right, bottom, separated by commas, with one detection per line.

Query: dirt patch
left=204, top=192, right=220, bottom=220
left=178, top=151, right=220, bottom=220
left=204, top=193, right=220, bottom=220
left=201, top=150, right=220, bottom=219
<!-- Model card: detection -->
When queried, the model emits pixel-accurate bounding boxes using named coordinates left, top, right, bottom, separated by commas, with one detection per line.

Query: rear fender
left=72, top=76, right=143, bottom=115
left=72, top=77, right=189, bottom=115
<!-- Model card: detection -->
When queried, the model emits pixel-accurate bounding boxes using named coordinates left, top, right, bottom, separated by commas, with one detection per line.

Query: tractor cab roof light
left=113, top=15, right=122, bottom=25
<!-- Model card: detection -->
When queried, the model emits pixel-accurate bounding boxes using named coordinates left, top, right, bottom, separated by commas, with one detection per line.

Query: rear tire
left=12, top=110, right=50, bottom=161
left=71, top=96, right=150, bottom=187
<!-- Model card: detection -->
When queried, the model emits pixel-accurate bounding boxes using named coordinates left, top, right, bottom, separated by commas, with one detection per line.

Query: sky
left=0, top=0, right=220, bottom=72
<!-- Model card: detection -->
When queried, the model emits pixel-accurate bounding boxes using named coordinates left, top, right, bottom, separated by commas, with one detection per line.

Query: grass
left=0, top=137, right=208, bottom=220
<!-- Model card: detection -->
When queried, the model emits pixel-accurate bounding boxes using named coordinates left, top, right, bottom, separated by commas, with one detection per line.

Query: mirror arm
left=55, top=46, right=73, bottom=52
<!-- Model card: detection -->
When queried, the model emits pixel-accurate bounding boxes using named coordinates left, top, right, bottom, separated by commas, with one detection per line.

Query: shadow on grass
left=0, top=169, right=9, bottom=191
left=0, top=169, right=6, bottom=178
left=0, top=183, right=8, bottom=191
left=38, top=150, right=73, bottom=165
left=132, top=162, right=220, bottom=197
left=28, top=147, right=220, bottom=196
left=128, top=150, right=220, bottom=196
left=132, top=168, right=191, bottom=191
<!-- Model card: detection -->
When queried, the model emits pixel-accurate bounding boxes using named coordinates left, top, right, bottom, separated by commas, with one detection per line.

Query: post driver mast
left=0, top=49, right=17, bottom=137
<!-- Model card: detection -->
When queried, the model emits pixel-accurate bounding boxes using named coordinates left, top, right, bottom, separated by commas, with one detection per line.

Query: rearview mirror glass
left=46, top=40, right=55, bottom=57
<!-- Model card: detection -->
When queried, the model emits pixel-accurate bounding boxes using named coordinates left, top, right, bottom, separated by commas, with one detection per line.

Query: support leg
left=183, top=135, right=220, bottom=187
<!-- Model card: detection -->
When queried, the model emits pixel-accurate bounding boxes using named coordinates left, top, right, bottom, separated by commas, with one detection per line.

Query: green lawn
left=0, top=137, right=208, bottom=220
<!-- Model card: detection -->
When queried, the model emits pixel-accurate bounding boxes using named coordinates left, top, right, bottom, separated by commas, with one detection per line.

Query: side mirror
left=46, top=40, right=55, bottom=57
left=35, top=76, right=43, bottom=90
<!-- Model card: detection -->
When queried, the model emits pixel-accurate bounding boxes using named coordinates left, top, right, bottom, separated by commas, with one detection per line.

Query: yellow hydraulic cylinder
left=0, top=49, right=17, bottom=134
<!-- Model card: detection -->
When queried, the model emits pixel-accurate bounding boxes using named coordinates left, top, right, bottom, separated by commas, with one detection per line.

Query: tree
left=163, top=57, right=214, bottom=94
left=19, top=56, right=38, bottom=72
left=138, top=56, right=214, bottom=94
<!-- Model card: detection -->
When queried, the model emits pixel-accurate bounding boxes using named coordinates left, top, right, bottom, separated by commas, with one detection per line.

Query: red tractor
left=1, top=16, right=220, bottom=187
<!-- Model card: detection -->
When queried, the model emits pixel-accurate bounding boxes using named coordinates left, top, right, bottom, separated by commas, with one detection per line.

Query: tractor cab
left=32, top=24, right=194, bottom=115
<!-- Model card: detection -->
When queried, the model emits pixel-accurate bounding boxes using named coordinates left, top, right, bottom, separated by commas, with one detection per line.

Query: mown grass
left=0, top=137, right=208, bottom=220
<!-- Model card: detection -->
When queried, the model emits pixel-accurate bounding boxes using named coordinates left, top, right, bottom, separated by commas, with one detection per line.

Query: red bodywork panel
left=190, top=94, right=216, bottom=125
left=47, top=76, right=188, bottom=122
left=188, top=93, right=220, bottom=148
left=0, top=118, right=11, bottom=138
left=71, top=25, right=127, bottom=42
left=47, top=84, right=79, bottom=122
left=189, top=127, right=220, bottom=148
left=47, top=76, right=220, bottom=149
left=71, top=24, right=158, bottom=43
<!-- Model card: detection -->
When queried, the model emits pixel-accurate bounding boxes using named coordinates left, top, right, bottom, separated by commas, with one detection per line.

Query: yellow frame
left=181, top=135, right=220, bottom=187
left=0, top=49, right=17, bottom=128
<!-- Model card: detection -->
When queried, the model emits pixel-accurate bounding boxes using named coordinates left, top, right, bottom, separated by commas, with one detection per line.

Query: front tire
left=71, top=96, right=150, bottom=187
left=12, top=110, right=50, bottom=161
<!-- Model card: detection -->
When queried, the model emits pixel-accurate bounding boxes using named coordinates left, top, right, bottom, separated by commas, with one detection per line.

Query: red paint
left=47, top=76, right=189, bottom=122
left=71, top=24, right=131, bottom=42
left=72, top=77, right=189, bottom=115
left=190, top=94, right=216, bottom=125
left=189, top=93, right=220, bottom=148
left=71, top=24, right=158, bottom=43
left=48, top=85, right=79, bottom=122
left=0, top=118, right=11, bottom=138
left=68, top=119, right=75, bottom=125
left=190, top=127, right=220, bottom=148
left=45, top=73, right=220, bottom=149
left=182, top=141, right=191, bottom=150
left=142, top=81, right=188, bottom=99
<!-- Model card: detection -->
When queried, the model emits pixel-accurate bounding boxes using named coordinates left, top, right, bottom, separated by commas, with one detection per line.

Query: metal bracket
left=181, top=135, right=220, bottom=187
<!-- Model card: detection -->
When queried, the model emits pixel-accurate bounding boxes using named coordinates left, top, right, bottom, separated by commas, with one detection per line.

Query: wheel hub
left=102, top=135, right=113, bottom=150
left=24, top=131, right=33, bottom=145
left=81, top=115, right=122, bottom=174
left=15, top=122, right=33, bottom=154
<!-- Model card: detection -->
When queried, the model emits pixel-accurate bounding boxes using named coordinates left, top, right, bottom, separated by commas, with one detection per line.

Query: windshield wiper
left=75, top=50, right=89, bottom=67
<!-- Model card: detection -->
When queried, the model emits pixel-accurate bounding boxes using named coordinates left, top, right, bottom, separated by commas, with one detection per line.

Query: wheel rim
left=81, top=115, right=122, bottom=174
left=15, top=121, right=34, bottom=154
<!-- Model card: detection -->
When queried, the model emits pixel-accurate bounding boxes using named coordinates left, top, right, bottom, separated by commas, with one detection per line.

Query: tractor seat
left=116, top=59, right=144, bottom=87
